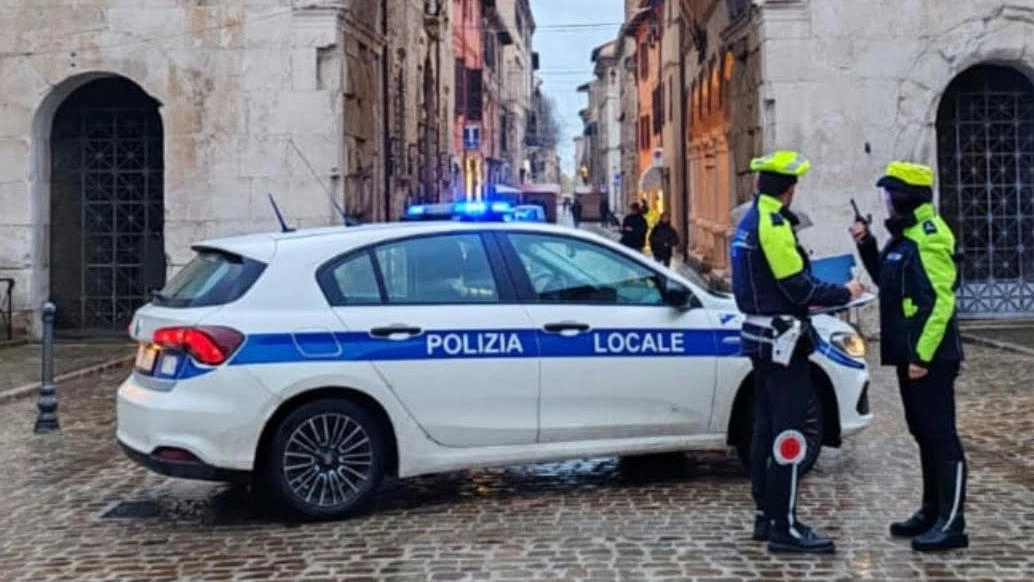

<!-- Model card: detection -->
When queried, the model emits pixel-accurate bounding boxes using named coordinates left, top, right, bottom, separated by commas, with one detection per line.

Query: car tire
left=735, top=389, right=824, bottom=477
left=264, top=398, right=387, bottom=520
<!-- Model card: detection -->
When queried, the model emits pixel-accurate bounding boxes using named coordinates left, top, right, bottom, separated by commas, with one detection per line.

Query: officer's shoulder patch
left=922, top=220, right=937, bottom=235
left=769, top=212, right=785, bottom=226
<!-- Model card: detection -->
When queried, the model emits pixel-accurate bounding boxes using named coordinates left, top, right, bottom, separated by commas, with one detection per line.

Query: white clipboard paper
left=809, top=292, right=878, bottom=315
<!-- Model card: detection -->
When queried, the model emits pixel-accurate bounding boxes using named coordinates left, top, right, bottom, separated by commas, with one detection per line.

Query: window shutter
left=467, top=69, right=483, bottom=122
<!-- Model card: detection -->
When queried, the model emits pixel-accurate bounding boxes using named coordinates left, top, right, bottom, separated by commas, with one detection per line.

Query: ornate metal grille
left=51, top=79, right=164, bottom=331
left=936, top=65, right=1034, bottom=318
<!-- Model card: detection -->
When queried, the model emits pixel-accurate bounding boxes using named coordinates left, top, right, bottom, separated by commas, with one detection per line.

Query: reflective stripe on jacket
left=858, top=203, right=964, bottom=366
left=731, top=194, right=851, bottom=355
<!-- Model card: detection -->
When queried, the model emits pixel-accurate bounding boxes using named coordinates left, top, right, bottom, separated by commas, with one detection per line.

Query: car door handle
left=543, top=321, right=590, bottom=333
left=369, top=325, right=422, bottom=338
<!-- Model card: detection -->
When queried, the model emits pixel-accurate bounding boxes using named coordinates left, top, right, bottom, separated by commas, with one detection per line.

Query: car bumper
left=119, top=440, right=249, bottom=483
left=116, top=369, right=274, bottom=475
left=817, top=357, right=874, bottom=441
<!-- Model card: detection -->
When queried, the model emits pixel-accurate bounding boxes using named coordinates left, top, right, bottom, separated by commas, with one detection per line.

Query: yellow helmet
left=749, top=150, right=812, bottom=177
left=876, top=161, right=934, bottom=199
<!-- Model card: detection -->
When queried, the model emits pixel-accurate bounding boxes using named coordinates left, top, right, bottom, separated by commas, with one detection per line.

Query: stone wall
left=756, top=0, right=1034, bottom=265
left=683, top=0, right=763, bottom=281
left=618, top=37, right=640, bottom=210
left=384, top=0, right=452, bottom=214
left=0, top=1, right=382, bottom=332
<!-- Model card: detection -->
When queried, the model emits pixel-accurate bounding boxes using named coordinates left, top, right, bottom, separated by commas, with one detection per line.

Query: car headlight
left=830, top=332, right=866, bottom=359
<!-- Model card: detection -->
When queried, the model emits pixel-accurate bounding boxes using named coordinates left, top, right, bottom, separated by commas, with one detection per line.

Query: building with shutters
left=383, top=0, right=454, bottom=215
left=601, top=0, right=1034, bottom=318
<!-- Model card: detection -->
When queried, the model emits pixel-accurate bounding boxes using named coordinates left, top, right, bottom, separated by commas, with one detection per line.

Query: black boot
left=768, top=523, right=835, bottom=554
left=913, top=461, right=968, bottom=552
left=891, top=450, right=937, bottom=537
left=752, top=511, right=770, bottom=541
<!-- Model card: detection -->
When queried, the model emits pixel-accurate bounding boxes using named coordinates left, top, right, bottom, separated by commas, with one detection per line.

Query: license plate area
left=135, top=345, right=159, bottom=375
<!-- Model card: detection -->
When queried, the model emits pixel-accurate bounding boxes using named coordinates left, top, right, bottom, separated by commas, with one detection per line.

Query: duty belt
left=742, top=315, right=784, bottom=344
left=743, top=314, right=808, bottom=365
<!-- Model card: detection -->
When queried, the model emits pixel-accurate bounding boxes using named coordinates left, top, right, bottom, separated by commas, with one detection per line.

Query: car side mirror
left=661, top=278, right=693, bottom=309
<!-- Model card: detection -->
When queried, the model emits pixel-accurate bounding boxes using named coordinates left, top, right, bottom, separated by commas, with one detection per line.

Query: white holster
left=745, top=315, right=802, bottom=366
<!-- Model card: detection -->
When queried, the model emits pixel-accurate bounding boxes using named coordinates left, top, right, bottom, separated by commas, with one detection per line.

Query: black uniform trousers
left=896, top=360, right=966, bottom=512
left=748, top=350, right=812, bottom=531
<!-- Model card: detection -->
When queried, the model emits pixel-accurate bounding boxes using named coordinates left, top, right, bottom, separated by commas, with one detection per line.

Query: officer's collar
left=756, top=193, right=801, bottom=226
left=885, top=202, right=935, bottom=236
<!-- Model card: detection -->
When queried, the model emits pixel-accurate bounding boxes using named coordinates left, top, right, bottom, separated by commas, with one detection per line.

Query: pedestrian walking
left=599, top=198, right=613, bottom=228
left=648, top=212, right=679, bottom=266
left=619, top=202, right=648, bottom=251
left=850, top=161, right=969, bottom=552
left=730, top=150, right=864, bottom=554
left=571, top=198, right=583, bottom=228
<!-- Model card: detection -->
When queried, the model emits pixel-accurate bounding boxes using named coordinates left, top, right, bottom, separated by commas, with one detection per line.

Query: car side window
left=321, top=252, right=382, bottom=305
left=507, top=233, right=664, bottom=305
left=375, top=234, right=499, bottom=303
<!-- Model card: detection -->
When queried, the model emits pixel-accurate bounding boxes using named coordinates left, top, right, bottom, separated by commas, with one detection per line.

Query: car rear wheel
left=264, top=399, right=387, bottom=520
left=735, top=389, right=824, bottom=477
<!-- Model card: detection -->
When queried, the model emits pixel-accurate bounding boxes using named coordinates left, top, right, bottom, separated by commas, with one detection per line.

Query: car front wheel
left=264, top=399, right=387, bottom=520
left=735, top=389, right=824, bottom=476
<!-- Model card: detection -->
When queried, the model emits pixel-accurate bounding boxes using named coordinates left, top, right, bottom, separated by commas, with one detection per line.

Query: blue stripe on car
left=816, top=339, right=867, bottom=370
left=151, top=327, right=864, bottom=381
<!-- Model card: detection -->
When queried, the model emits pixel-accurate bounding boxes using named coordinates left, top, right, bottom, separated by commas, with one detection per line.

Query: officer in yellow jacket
left=851, top=161, right=968, bottom=551
left=731, top=151, right=864, bottom=554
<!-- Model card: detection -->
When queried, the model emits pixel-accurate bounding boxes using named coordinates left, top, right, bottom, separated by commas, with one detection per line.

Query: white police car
left=117, top=221, right=872, bottom=519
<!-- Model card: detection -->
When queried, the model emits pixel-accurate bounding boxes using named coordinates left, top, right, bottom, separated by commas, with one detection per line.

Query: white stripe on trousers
left=788, top=462, right=802, bottom=539
left=942, top=461, right=963, bottom=532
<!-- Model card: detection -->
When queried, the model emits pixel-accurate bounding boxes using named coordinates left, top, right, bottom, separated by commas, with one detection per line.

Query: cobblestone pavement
left=0, top=341, right=135, bottom=392
left=963, top=326, right=1034, bottom=352
left=0, top=345, right=1032, bottom=581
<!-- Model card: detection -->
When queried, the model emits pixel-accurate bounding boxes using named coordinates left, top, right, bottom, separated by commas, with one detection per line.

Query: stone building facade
left=590, top=41, right=625, bottom=215
left=0, top=1, right=399, bottom=333
left=626, top=2, right=665, bottom=227
left=496, top=0, right=536, bottom=186
left=682, top=0, right=762, bottom=280
left=384, top=0, right=453, bottom=213
left=603, top=0, right=1034, bottom=318
left=690, top=0, right=1034, bottom=317
left=757, top=0, right=1034, bottom=318
left=617, top=35, right=641, bottom=212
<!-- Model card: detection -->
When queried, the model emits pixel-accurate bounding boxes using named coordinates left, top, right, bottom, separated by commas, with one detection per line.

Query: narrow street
left=2, top=1, right=1034, bottom=581
left=0, top=344, right=1031, bottom=581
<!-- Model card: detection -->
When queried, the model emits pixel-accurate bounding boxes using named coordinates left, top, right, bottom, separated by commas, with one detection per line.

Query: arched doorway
left=49, top=77, right=165, bottom=331
left=936, top=64, right=1034, bottom=317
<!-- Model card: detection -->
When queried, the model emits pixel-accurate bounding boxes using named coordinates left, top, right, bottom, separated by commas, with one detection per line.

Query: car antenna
left=327, top=192, right=351, bottom=226
left=286, top=138, right=352, bottom=226
left=267, top=193, right=296, bottom=233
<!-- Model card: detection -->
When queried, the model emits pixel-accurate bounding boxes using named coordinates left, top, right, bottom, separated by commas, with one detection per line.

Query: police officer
left=850, top=161, right=968, bottom=552
left=731, top=150, right=864, bottom=554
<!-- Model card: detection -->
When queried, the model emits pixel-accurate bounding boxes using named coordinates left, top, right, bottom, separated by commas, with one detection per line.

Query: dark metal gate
left=936, top=65, right=1034, bottom=318
left=50, top=78, right=165, bottom=331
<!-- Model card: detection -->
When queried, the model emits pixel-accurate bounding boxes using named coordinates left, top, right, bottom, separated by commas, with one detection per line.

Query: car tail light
left=152, top=326, right=244, bottom=366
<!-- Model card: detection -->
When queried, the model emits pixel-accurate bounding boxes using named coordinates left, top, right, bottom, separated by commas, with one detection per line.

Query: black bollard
left=34, top=302, right=59, bottom=433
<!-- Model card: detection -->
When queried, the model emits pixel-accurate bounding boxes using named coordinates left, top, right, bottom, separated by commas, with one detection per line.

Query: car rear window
left=152, top=249, right=266, bottom=308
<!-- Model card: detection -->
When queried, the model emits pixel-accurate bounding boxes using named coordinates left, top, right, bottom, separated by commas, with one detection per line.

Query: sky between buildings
left=528, top=0, right=624, bottom=178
